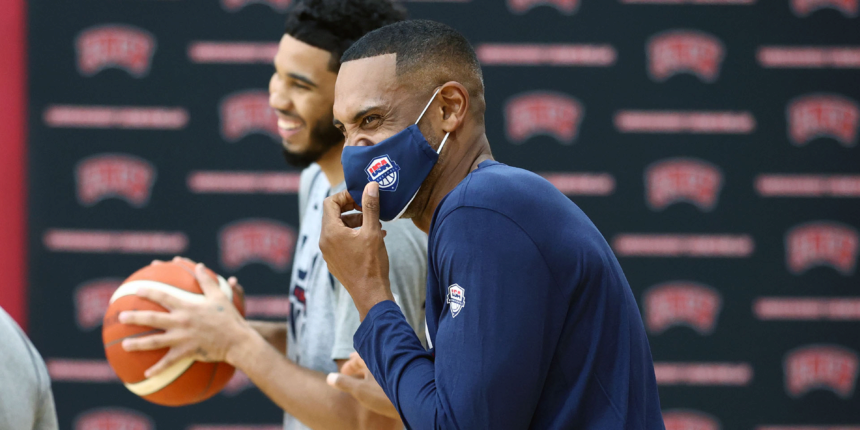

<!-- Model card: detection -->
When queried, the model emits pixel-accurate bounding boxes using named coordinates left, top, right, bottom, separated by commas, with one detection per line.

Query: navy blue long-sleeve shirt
left=354, top=160, right=664, bottom=429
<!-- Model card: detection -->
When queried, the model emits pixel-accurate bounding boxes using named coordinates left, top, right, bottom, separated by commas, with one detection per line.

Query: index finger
left=194, top=263, right=223, bottom=297
left=173, top=256, right=198, bottom=266
left=135, top=286, right=186, bottom=310
left=341, top=359, right=361, bottom=376
left=322, top=190, right=358, bottom=227
left=341, top=352, right=368, bottom=376
left=351, top=352, right=369, bottom=371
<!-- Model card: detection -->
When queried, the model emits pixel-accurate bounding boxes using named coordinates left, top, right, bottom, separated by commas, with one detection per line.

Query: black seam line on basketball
left=195, top=363, right=221, bottom=402
left=175, top=261, right=210, bottom=295
left=104, top=329, right=164, bottom=348
left=175, top=263, right=201, bottom=286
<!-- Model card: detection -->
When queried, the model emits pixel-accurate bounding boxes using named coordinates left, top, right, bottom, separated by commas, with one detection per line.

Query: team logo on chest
left=365, top=155, right=401, bottom=191
left=447, top=284, right=465, bottom=318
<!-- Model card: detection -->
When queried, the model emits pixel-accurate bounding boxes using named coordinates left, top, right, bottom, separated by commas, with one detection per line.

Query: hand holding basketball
left=120, top=258, right=254, bottom=378
left=320, top=182, right=395, bottom=320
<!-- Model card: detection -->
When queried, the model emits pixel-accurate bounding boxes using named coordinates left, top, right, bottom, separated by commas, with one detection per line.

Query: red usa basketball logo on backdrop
left=648, top=30, right=725, bottom=83
left=74, top=278, right=123, bottom=330
left=222, top=0, right=291, bottom=12
left=76, top=154, right=156, bottom=207
left=644, top=282, right=722, bottom=335
left=505, top=92, right=584, bottom=144
left=366, top=155, right=401, bottom=191
left=76, top=25, right=156, bottom=78
left=220, top=90, right=280, bottom=142
left=786, top=221, right=859, bottom=275
left=787, top=94, right=859, bottom=147
left=662, top=410, right=721, bottom=430
left=447, top=284, right=465, bottom=318
left=646, top=158, right=723, bottom=212
left=792, top=0, right=859, bottom=17
left=220, top=219, right=296, bottom=272
left=75, top=408, right=153, bottom=430
left=507, top=0, right=580, bottom=14
left=784, top=345, right=859, bottom=398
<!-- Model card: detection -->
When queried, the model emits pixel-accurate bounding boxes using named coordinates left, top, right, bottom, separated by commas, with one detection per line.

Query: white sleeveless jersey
left=284, top=164, right=428, bottom=430
left=286, top=166, right=338, bottom=372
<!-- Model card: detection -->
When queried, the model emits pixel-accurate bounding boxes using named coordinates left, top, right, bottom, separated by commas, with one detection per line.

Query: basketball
left=102, top=260, right=245, bottom=406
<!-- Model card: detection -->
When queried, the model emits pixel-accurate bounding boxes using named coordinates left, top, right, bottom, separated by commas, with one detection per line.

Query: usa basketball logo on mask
left=365, top=155, right=401, bottom=192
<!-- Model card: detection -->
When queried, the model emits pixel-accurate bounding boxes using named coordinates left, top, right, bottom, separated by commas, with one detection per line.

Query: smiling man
left=319, top=20, right=665, bottom=429
left=265, top=3, right=428, bottom=429
left=118, top=2, right=427, bottom=430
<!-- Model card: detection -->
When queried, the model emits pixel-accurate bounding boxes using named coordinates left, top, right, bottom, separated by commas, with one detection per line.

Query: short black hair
left=341, top=20, right=485, bottom=116
left=284, top=0, right=407, bottom=72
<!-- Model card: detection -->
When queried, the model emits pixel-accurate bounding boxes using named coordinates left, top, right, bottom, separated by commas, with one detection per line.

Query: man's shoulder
left=437, top=162, right=566, bottom=223
left=433, top=162, right=604, bottom=255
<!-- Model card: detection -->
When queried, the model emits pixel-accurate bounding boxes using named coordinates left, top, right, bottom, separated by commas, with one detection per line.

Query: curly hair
left=284, top=0, right=407, bottom=71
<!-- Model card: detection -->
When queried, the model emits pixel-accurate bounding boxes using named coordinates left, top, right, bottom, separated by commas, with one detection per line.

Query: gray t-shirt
left=284, top=164, right=427, bottom=430
left=0, top=307, right=59, bottom=430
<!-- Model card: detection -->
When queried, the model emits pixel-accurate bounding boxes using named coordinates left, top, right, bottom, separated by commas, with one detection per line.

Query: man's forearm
left=355, top=301, right=437, bottom=428
left=227, top=330, right=400, bottom=430
left=352, top=283, right=395, bottom=321
left=248, top=320, right=288, bottom=355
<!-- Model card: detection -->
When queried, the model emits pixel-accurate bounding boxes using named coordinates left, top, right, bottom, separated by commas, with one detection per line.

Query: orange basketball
left=102, top=260, right=245, bottom=406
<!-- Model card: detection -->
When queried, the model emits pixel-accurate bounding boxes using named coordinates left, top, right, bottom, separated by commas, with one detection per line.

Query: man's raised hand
left=319, top=181, right=394, bottom=320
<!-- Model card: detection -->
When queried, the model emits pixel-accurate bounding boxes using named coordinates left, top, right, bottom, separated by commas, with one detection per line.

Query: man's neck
left=411, top=132, right=493, bottom=234
left=316, top=143, right=345, bottom=188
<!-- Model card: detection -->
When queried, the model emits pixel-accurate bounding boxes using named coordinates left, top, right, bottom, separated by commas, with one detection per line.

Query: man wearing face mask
left=320, top=20, right=665, bottom=429
left=117, top=2, right=427, bottom=430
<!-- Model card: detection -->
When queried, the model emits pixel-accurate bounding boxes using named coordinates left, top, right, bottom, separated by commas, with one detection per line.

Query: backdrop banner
left=28, top=1, right=860, bottom=429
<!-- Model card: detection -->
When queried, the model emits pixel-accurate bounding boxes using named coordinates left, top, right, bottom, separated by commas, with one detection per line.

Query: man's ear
left=438, top=82, right=470, bottom=134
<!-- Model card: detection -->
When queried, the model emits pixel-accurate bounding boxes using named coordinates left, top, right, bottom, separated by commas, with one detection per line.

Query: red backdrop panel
left=0, top=0, right=28, bottom=330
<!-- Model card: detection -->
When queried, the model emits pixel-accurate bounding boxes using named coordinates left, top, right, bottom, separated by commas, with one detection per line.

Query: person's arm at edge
left=30, top=330, right=59, bottom=430
left=247, top=320, right=288, bottom=355
left=226, top=330, right=401, bottom=430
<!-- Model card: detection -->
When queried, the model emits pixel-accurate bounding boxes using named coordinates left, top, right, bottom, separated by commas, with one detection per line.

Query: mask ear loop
left=392, top=191, right=418, bottom=221
left=415, top=88, right=442, bottom=125
left=435, top=132, right=450, bottom=155
left=391, top=89, right=450, bottom=221
left=415, top=87, right=451, bottom=155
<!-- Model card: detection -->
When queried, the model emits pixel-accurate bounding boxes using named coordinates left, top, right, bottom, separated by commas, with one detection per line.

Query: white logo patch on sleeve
left=447, top=284, right=465, bottom=318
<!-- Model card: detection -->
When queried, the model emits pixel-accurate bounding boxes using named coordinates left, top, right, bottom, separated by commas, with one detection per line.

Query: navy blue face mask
left=341, top=89, right=450, bottom=221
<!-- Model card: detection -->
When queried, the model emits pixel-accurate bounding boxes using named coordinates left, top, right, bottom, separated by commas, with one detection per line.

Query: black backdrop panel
left=28, top=0, right=860, bottom=429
